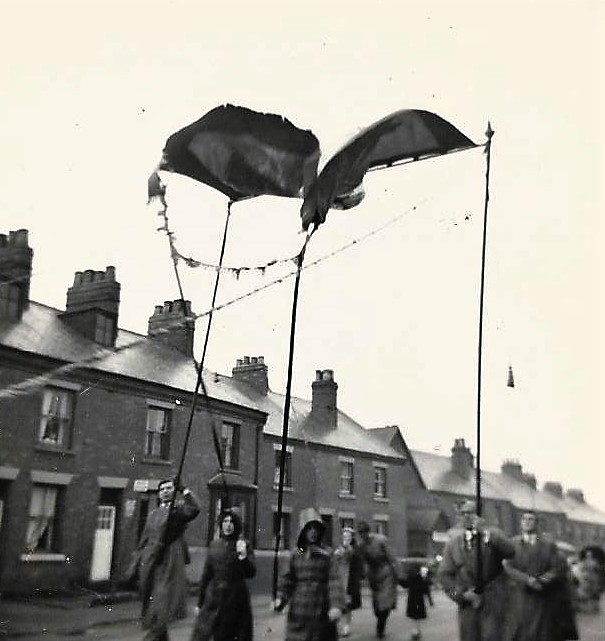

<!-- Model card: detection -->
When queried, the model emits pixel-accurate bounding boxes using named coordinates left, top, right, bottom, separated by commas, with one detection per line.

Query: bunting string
left=152, top=187, right=306, bottom=279
left=0, top=198, right=427, bottom=401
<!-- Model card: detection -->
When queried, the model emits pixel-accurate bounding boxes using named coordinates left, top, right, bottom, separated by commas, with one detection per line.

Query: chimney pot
left=62, top=263, right=121, bottom=345
left=14, top=229, right=29, bottom=248
left=232, top=355, right=269, bottom=395
left=311, top=368, right=338, bottom=429
left=543, top=482, right=563, bottom=498
left=148, top=299, right=196, bottom=356
left=258, top=356, right=264, bottom=364
left=451, top=438, right=473, bottom=478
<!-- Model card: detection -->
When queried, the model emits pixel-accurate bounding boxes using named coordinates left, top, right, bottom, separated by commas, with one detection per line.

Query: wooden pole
left=272, top=238, right=309, bottom=599
left=475, top=122, right=494, bottom=639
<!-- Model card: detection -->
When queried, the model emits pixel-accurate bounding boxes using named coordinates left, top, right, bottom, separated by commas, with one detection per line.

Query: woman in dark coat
left=190, top=508, right=256, bottom=641
left=274, top=507, right=345, bottom=641
left=399, top=562, right=433, bottom=640
left=333, top=527, right=363, bottom=636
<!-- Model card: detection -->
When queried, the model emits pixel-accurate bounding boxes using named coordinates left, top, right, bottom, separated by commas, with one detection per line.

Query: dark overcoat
left=438, top=527, right=515, bottom=641
left=505, top=535, right=578, bottom=641
left=357, top=533, right=398, bottom=614
left=399, top=571, right=432, bottom=620
left=135, top=493, right=200, bottom=631
left=190, top=536, right=256, bottom=641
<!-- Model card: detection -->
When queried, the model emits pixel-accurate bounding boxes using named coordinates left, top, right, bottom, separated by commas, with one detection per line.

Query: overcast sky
left=2, top=1, right=604, bottom=511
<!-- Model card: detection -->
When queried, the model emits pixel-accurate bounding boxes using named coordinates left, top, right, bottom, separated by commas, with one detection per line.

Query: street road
left=9, top=589, right=603, bottom=641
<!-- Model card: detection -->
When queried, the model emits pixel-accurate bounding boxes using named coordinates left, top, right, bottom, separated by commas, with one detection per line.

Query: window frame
left=38, top=387, right=76, bottom=450
left=23, top=484, right=63, bottom=556
left=373, top=517, right=389, bottom=536
left=145, top=405, right=172, bottom=460
left=220, top=421, right=240, bottom=470
left=339, top=459, right=355, bottom=496
left=373, top=465, right=388, bottom=498
left=273, top=445, right=293, bottom=489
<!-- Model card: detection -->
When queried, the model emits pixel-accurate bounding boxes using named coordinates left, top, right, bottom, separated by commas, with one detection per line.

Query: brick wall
left=255, top=436, right=409, bottom=556
left=0, top=356, right=263, bottom=595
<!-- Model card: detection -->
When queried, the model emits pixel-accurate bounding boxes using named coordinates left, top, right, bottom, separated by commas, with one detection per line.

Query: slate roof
left=0, top=301, right=402, bottom=460
left=410, top=448, right=605, bottom=526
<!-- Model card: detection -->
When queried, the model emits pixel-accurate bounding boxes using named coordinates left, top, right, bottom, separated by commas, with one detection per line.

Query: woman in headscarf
left=274, top=507, right=345, bottom=641
left=333, top=527, right=363, bottom=637
left=190, top=508, right=256, bottom=641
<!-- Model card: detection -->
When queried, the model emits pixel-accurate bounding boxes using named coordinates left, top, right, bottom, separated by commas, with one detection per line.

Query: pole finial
left=486, top=121, right=494, bottom=140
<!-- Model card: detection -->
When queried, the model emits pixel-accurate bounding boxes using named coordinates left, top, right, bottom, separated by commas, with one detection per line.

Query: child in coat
left=398, top=562, right=433, bottom=640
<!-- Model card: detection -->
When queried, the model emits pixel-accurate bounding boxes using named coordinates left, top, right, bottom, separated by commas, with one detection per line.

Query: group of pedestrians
left=438, top=500, right=582, bottom=641
left=126, top=482, right=596, bottom=641
left=126, top=484, right=432, bottom=641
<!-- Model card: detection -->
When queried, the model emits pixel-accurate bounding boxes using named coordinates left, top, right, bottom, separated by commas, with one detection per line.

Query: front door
left=90, top=505, right=116, bottom=581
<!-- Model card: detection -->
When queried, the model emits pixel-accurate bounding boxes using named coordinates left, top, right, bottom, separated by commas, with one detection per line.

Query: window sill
left=272, top=485, right=293, bottom=492
left=21, top=553, right=67, bottom=562
left=339, top=493, right=356, bottom=500
left=35, top=443, right=75, bottom=455
left=373, top=496, right=389, bottom=503
left=142, top=458, right=172, bottom=466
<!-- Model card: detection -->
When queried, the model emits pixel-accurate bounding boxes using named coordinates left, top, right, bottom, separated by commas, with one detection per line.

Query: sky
left=2, top=1, right=604, bottom=511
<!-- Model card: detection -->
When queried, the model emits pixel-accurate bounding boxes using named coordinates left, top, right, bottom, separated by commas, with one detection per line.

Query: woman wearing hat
left=190, top=508, right=256, bottom=641
left=274, top=507, right=345, bottom=641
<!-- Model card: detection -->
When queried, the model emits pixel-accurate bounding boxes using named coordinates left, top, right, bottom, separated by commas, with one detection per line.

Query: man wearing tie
left=504, top=511, right=578, bottom=641
left=438, top=500, right=515, bottom=641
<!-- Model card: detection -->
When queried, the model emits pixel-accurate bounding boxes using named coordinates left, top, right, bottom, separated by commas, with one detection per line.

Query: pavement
left=0, top=587, right=603, bottom=641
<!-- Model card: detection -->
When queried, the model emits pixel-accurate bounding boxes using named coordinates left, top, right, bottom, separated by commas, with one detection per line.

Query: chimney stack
left=232, top=355, right=269, bottom=395
left=451, top=438, right=473, bottom=479
left=0, top=229, right=33, bottom=321
left=543, top=482, right=563, bottom=498
left=61, top=266, right=120, bottom=346
left=566, top=488, right=585, bottom=503
left=311, top=369, right=338, bottom=429
left=501, top=459, right=524, bottom=480
left=522, top=473, right=537, bottom=490
left=147, top=299, right=195, bottom=357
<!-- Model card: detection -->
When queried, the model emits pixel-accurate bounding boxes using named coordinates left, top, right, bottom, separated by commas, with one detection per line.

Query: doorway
left=90, top=504, right=116, bottom=581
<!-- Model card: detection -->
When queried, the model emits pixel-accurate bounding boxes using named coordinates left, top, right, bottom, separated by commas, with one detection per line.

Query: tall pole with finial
left=476, top=121, right=494, bottom=519
left=475, top=121, right=494, bottom=639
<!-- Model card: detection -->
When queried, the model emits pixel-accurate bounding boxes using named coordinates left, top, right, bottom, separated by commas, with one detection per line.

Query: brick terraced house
left=0, top=228, right=436, bottom=595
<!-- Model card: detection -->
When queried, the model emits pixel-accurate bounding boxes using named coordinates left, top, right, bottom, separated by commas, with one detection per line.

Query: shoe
left=341, top=624, right=350, bottom=637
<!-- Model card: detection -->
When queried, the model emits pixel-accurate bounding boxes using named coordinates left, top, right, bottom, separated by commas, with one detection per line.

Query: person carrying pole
left=438, top=499, right=514, bottom=641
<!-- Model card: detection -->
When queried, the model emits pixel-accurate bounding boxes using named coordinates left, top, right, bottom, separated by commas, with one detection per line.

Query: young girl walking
left=399, top=562, right=433, bottom=640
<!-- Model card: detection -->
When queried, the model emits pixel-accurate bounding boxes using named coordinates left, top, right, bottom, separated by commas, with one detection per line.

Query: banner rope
left=0, top=198, right=428, bottom=401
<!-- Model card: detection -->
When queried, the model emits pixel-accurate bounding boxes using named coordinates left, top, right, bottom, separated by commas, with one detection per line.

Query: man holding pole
left=438, top=499, right=515, bottom=641
left=132, top=478, right=201, bottom=641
